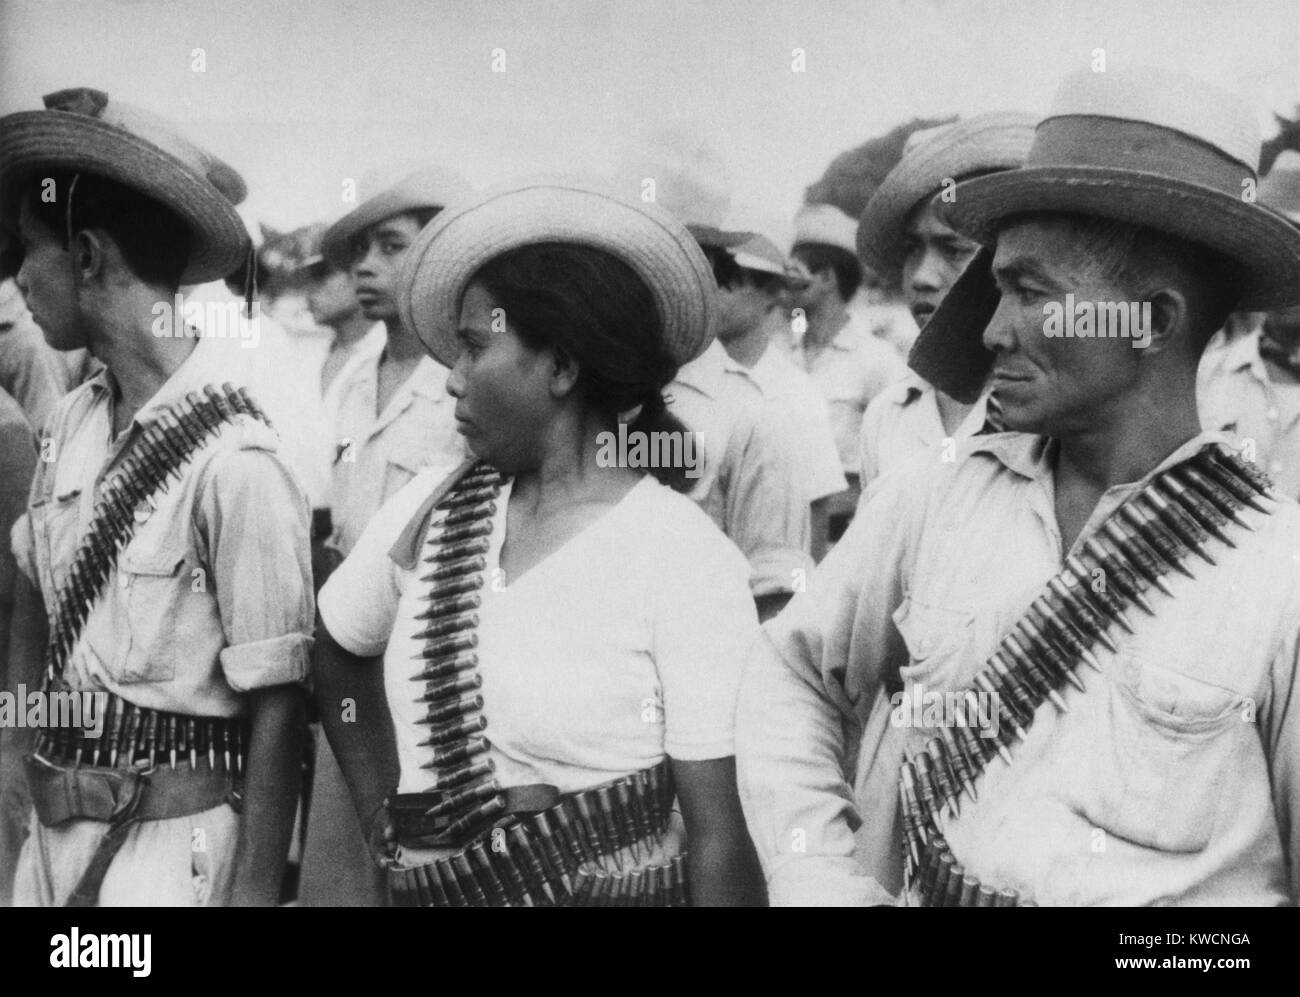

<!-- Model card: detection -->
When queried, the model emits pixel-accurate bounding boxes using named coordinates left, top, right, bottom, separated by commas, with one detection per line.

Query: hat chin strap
left=65, top=172, right=81, bottom=294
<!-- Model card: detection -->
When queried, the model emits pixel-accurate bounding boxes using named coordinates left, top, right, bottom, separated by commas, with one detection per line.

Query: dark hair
left=345, top=206, right=442, bottom=268
left=21, top=170, right=192, bottom=289
left=791, top=242, right=862, bottom=300
left=472, top=242, right=695, bottom=492
left=1002, top=212, right=1243, bottom=349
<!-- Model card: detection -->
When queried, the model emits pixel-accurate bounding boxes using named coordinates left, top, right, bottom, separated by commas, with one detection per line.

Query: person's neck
left=380, top=317, right=425, bottom=363
left=330, top=309, right=374, bottom=351
left=510, top=412, right=640, bottom=515
left=721, top=319, right=771, bottom=369
left=803, top=299, right=849, bottom=350
left=1055, top=384, right=1202, bottom=493
left=92, top=291, right=197, bottom=431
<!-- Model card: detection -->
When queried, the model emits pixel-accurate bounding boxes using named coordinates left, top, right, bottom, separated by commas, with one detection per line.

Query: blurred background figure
left=1198, top=149, right=1300, bottom=498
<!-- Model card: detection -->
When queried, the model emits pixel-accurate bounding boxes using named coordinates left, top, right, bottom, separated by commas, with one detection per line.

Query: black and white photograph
left=0, top=0, right=1295, bottom=968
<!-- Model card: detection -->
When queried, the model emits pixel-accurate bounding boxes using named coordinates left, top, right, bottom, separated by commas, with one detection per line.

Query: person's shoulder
left=625, top=476, right=750, bottom=570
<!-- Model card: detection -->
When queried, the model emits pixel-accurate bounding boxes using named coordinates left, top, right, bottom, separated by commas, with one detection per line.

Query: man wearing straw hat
left=855, top=112, right=1035, bottom=488
left=0, top=88, right=314, bottom=906
left=737, top=66, right=1300, bottom=906
left=1198, top=150, right=1300, bottom=499
left=300, top=165, right=471, bottom=906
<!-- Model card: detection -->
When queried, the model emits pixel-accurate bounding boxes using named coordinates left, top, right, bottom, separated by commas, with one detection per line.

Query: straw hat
left=0, top=87, right=249, bottom=283
left=792, top=203, right=858, bottom=254
left=857, top=111, right=1035, bottom=277
left=397, top=176, right=716, bottom=368
left=321, top=164, right=474, bottom=269
left=1259, top=149, right=1300, bottom=224
left=910, top=67, right=1300, bottom=402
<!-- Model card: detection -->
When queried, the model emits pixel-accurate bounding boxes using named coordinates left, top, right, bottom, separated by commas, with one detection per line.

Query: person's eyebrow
left=372, top=223, right=412, bottom=241
left=992, top=256, right=1059, bottom=287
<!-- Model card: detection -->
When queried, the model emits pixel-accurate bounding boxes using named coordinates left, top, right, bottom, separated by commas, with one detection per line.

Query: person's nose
left=910, top=246, right=944, bottom=294
left=446, top=355, right=467, bottom=399
left=352, top=243, right=380, bottom=279
left=982, top=294, right=1018, bottom=354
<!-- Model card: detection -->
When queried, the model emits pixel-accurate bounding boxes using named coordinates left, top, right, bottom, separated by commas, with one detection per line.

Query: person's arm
left=735, top=470, right=921, bottom=906
left=230, top=684, right=305, bottom=906
left=1264, top=609, right=1300, bottom=905
left=199, top=444, right=315, bottom=906
left=313, top=618, right=399, bottom=863
left=0, top=571, right=44, bottom=905
left=672, top=756, right=765, bottom=906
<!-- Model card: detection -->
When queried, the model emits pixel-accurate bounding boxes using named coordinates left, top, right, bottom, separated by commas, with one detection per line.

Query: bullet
left=1047, top=576, right=1119, bottom=653
left=1175, top=463, right=1255, bottom=526
left=1156, top=475, right=1235, bottom=546
left=186, top=718, right=197, bottom=769
left=969, top=683, right=1017, bottom=762
left=942, top=862, right=965, bottom=907
left=419, top=712, right=487, bottom=747
left=1017, top=617, right=1087, bottom=692
left=425, top=518, right=495, bottom=548
left=1064, top=555, right=1136, bottom=635
left=436, top=857, right=467, bottom=907
left=203, top=384, right=236, bottom=424
left=959, top=874, right=980, bottom=908
left=569, top=870, right=593, bottom=907
left=976, top=885, right=997, bottom=907
left=925, top=737, right=960, bottom=816
left=1120, top=505, right=1196, bottom=580
left=1102, top=520, right=1176, bottom=597
left=425, top=537, right=492, bottom=565
left=436, top=486, right=503, bottom=511
left=643, top=765, right=665, bottom=838
left=443, top=794, right=505, bottom=842
left=1004, top=633, right=1068, bottom=713
left=106, top=698, right=126, bottom=766
left=940, top=724, right=978, bottom=803
left=1080, top=538, right=1156, bottom=617
left=421, top=776, right=500, bottom=818
left=233, top=722, right=245, bottom=777
left=424, top=735, right=490, bottom=769
left=912, top=749, right=945, bottom=819
left=509, top=825, right=557, bottom=905
left=575, top=792, right=619, bottom=868
left=1029, top=596, right=1104, bottom=671
left=669, top=854, right=689, bottom=907
left=417, top=672, right=482, bottom=712
left=412, top=605, right=479, bottom=634
left=232, top=385, right=272, bottom=427
left=205, top=719, right=215, bottom=770
left=436, top=501, right=498, bottom=528
left=531, top=811, right=576, bottom=886
left=491, top=840, right=537, bottom=907
left=612, top=780, right=644, bottom=863
left=468, top=842, right=511, bottom=906
left=421, top=862, right=451, bottom=908
left=421, top=692, right=484, bottom=727
left=413, top=632, right=478, bottom=661
left=899, top=768, right=926, bottom=866
left=416, top=552, right=485, bottom=586
left=450, top=854, right=488, bottom=907
left=436, top=757, right=494, bottom=791
left=925, top=851, right=953, bottom=906
left=414, top=658, right=479, bottom=697
left=416, top=575, right=484, bottom=603
left=1208, top=446, right=1278, bottom=500
left=547, top=802, right=596, bottom=867
left=412, top=593, right=481, bottom=627
left=1137, top=491, right=1215, bottom=565
left=995, top=888, right=1019, bottom=907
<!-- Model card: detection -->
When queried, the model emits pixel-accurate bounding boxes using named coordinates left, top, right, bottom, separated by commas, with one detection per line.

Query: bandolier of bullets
left=389, top=462, right=689, bottom=907
left=33, top=383, right=271, bottom=776
left=898, top=444, right=1276, bottom=907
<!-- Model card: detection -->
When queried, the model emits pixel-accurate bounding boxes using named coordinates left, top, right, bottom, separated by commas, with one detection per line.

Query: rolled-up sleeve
left=736, top=468, right=919, bottom=905
left=197, top=446, right=315, bottom=692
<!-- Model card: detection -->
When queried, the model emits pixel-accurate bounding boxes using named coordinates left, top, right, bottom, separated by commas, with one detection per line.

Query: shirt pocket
left=891, top=595, right=976, bottom=690
left=1082, top=654, right=1246, bottom=854
left=29, top=489, right=83, bottom=599
left=115, top=545, right=188, bottom=683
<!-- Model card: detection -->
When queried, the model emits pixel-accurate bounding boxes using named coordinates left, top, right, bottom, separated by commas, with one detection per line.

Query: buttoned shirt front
left=857, top=371, right=990, bottom=489
left=789, top=310, right=906, bottom=476
left=329, top=333, right=465, bottom=554
left=736, top=430, right=1300, bottom=906
left=1198, top=327, right=1300, bottom=500
left=11, top=334, right=315, bottom=717
left=669, top=340, right=812, bottom=597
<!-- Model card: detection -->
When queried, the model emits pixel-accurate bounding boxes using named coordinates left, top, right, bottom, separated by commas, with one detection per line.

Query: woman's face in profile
left=446, top=281, right=556, bottom=470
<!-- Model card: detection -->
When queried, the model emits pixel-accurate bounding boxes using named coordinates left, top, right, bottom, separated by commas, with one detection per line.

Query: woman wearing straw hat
left=314, top=178, right=766, bottom=906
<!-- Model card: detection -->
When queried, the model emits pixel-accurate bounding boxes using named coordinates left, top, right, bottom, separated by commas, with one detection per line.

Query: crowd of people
left=0, top=62, right=1298, bottom=907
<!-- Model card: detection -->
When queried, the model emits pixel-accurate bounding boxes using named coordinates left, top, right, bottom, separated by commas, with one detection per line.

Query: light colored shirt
left=736, top=430, right=1300, bottom=906
left=11, top=334, right=315, bottom=716
left=746, top=345, right=847, bottom=503
left=329, top=333, right=464, bottom=554
left=319, top=465, right=757, bottom=795
left=1198, top=327, right=1300, bottom=500
left=857, top=371, right=990, bottom=489
left=789, top=310, right=907, bottom=476
left=669, top=340, right=812, bottom=597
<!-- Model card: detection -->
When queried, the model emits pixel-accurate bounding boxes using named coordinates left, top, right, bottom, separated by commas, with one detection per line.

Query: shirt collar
left=88, top=333, right=235, bottom=430
left=968, top=428, right=1238, bottom=484
left=1221, top=327, right=1267, bottom=381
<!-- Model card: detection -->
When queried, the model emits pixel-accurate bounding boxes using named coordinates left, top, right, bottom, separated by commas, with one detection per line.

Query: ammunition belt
left=31, top=383, right=270, bottom=776
left=389, top=759, right=688, bottom=908
left=898, top=443, right=1277, bottom=905
left=34, top=698, right=249, bottom=777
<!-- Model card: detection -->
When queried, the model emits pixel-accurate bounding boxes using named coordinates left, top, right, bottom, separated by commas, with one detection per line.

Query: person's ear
left=549, top=347, right=581, bottom=399
left=70, top=228, right=109, bottom=284
left=1136, top=286, right=1186, bottom=355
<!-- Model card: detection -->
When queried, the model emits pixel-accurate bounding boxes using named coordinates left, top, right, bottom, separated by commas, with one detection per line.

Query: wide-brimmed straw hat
left=857, top=111, right=1036, bottom=277
left=397, top=176, right=717, bottom=368
left=321, top=164, right=474, bottom=269
left=909, top=66, right=1300, bottom=402
left=0, top=87, right=249, bottom=283
left=792, top=203, right=859, bottom=254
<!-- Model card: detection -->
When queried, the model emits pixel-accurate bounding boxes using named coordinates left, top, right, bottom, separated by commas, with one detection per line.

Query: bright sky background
left=3, top=0, right=1298, bottom=245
